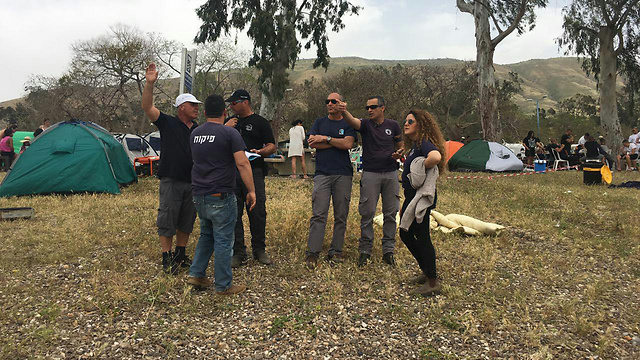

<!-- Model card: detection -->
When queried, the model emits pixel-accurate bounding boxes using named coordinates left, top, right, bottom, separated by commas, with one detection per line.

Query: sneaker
left=382, top=252, right=396, bottom=267
left=216, top=284, right=247, bottom=296
left=357, top=253, right=371, bottom=267
left=173, top=251, right=192, bottom=269
left=162, top=251, right=178, bottom=275
left=410, top=279, right=442, bottom=297
left=187, top=276, right=211, bottom=290
left=408, top=274, right=428, bottom=285
left=231, top=255, right=246, bottom=268
left=326, top=253, right=344, bottom=264
left=254, top=251, right=272, bottom=265
left=305, top=254, right=318, bottom=269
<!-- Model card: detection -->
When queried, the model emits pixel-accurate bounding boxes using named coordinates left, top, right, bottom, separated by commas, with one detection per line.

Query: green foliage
left=195, top=0, right=361, bottom=101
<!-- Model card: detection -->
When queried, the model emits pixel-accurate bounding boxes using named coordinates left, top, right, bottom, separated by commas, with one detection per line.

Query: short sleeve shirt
left=402, top=140, right=439, bottom=189
left=233, top=113, right=275, bottom=170
left=584, top=141, right=600, bottom=158
left=358, top=118, right=402, bottom=173
left=309, top=116, right=357, bottom=176
left=560, top=134, right=571, bottom=155
left=154, top=112, right=198, bottom=182
left=190, top=122, right=246, bottom=196
left=524, top=136, right=539, bottom=150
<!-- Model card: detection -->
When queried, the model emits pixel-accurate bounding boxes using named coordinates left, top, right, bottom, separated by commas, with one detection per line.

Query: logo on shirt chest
left=339, top=128, right=344, bottom=136
left=245, top=124, right=253, bottom=132
left=385, top=129, right=392, bottom=136
left=409, top=149, right=415, bottom=157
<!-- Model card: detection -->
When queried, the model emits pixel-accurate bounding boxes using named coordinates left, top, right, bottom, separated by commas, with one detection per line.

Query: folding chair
left=552, top=149, right=569, bottom=170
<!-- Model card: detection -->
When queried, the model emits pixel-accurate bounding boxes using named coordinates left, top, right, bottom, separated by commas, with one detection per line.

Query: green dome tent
left=0, top=121, right=137, bottom=197
left=448, top=140, right=524, bottom=172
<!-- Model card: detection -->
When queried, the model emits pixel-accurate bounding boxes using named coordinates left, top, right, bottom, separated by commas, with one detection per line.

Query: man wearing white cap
left=142, top=62, right=201, bottom=275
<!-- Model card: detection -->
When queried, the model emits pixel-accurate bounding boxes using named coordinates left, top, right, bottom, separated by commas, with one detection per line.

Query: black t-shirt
left=190, top=122, right=246, bottom=196
left=584, top=141, right=601, bottom=158
left=154, top=112, right=198, bottom=182
left=523, top=136, right=539, bottom=149
left=232, top=113, right=275, bottom=170
left=358, top=118, right=402, bottom=173
left=560, top=134, right=571, bottom=155
left=402, top=140, right=439, bottom=189
left=309, top=116, right=357, bottom=176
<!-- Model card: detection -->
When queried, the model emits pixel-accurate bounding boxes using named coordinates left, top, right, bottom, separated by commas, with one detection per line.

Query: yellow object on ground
left=601, top=164, right=612, bottom=184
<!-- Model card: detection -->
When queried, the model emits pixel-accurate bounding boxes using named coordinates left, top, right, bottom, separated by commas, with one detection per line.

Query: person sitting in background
left=617, top=139, right=637, bottom=171
left=33, top=118, right=51, bottom=137
left=597, top=137, right=616, bottom=169
left=628, top=127, right=639, bottom=146
left=19, top=136, right=31, bottom=154
left=577, top=132, right=589, bottom=150
left=0, top=128, right=16, bottom=166
left=580, top=135, right=603, bottom=163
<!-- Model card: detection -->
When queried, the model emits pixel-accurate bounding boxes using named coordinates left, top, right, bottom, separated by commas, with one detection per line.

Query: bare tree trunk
left=599, top=26, right=623, bottom=152
left=259, top=79, right=279, bottom=140
left=475, top=3, right=501, bottom=141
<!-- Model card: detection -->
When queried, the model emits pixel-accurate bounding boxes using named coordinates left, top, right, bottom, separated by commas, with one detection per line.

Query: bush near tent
left=0, top=121, right=137, bottom=197
left=448, top=140, right=524, bottom=172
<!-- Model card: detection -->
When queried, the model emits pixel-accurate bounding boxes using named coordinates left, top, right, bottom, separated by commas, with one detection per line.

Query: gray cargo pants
left=358, top=170, right=399, bottom=255
left=306, top=175, right=353, bottom=256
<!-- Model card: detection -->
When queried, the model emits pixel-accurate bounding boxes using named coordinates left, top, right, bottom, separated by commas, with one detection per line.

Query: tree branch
left=492, top=0, right=527, bottom=46
left=456, top=0, right=473, bottom=14
left=479, top=0, right=505, bottom=34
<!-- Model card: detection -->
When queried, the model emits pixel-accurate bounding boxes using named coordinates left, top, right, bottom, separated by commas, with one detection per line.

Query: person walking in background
left=288, top=119, right=308, bottom=179
left=398, top=110, right=446, bottom=297
left=187, top=94, right=255, bottom=296
left=142, top=63, right=200, bottom=275
left=305, top=92, right=357, bottom=269
left=339, top=95, right=403, bottom=267
left=224, top=89, right=277, bottom=268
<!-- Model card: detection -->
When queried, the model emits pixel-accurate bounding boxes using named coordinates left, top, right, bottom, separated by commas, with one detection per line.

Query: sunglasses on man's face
left=365, top=105, right=381, bottom=110
left=325, top=99, right=338, bottom=104
left=231, top=100, right=244, bottom=106
left=405, top=119, right=415, bottom=125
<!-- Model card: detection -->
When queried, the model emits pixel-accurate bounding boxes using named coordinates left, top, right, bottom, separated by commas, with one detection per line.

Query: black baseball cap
left=225, top=89, right=251, bottom=102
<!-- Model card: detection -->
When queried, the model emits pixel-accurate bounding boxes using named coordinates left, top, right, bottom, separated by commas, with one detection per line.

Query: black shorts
left=524, top=149, right=535, bottom=157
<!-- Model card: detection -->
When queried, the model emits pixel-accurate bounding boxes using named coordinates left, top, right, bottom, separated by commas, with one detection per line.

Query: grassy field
left=0, top=170, right=639, bottom=359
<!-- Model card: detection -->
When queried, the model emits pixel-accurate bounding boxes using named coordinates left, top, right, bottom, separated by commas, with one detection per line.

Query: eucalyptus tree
left=194, top=0, right=361, bottom=122
left=558, top=0, right=640, bottom=150
left=456, top=0, right=548, bottom=141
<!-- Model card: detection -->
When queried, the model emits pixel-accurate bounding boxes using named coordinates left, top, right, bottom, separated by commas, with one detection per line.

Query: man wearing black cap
left=225, top=89, right=276, bottom=267
left=142, top=62, right=201, bottom=274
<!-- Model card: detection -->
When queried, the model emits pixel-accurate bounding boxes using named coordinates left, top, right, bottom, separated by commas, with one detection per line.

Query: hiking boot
left=162, top=251, right=178, bottom=275
left=173, top=250, right=192, bottom=269
left=382, top=252, right=396, bottom=267
left=216, top=284, right=247, bottom=296
left=231, top=255, right=246, bottom=269
left=326, top=252, right=344, bottom=265
left=408, top=274, right=428, bottom=285
left=254, top=251, right=272, bottom=265
left=357, top=253, right=371, bottom=267
left=410, top=279, right=442, bottom=297
left=187, top=276, right=211, bottom=290
left=305, top=254, right=318, bottom=269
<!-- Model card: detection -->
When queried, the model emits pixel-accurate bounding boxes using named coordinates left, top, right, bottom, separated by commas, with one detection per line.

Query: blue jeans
left=190, top=194, right=237, bottom=292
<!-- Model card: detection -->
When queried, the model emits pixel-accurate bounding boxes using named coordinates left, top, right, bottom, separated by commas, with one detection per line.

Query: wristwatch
left=326, top=136, right=332, bottom=143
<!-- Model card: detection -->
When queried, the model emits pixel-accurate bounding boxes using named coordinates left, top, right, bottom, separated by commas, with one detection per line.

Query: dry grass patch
left=0, top=171, right=639, bottom=358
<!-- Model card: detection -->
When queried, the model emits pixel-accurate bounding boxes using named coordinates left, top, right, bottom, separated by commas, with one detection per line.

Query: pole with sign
left=179, top=48, right=197, bottom=94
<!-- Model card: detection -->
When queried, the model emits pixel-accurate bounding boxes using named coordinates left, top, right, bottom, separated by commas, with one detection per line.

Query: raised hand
left=145, top=63, right=158, bottom=83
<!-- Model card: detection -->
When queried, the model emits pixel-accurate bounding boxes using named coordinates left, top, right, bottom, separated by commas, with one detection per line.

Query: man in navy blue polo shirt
left=338, top=96, right=403, bottom=267
left=304, top=92, right=357, bottom=269
left=142, top=63, right=200, bottom=274
left=187, top=94, right=256, bottom=295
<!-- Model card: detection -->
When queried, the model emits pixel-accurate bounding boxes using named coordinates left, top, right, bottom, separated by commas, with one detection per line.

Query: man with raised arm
left=224, top=90, right=277, bottom=267
left=337, top=96, right=403, bottom=267
left=304, top=92, right=357, bottom=269
left=187, top=94, right=256, bottom=295
left=142, top=63, right=200, bottom=274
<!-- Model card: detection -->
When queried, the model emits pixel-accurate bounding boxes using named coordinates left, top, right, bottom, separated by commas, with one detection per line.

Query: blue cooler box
left=534, top=160, right=546, bottom=172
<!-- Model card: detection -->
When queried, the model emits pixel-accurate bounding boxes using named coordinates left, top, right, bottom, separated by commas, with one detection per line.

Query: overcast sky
left=0, top=0, right=571, bottom=102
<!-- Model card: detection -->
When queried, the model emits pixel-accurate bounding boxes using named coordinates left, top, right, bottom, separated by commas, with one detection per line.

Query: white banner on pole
left=179, top=48, right=197, bottom=94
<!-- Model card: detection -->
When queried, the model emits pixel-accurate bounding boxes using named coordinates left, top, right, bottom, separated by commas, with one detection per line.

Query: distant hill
left=1, top=57, right=602, bottom=113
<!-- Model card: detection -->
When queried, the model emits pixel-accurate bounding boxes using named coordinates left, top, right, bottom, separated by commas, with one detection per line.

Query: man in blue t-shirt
left=187, top=94, right=256, bottom=296
left=339, top=96, right=403, bottom=267
left=304, top=92, right=357, bottom=269
left=142, top=63, right=201, bottom=274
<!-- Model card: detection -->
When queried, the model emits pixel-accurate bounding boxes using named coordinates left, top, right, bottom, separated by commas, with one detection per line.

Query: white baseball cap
left=174, top=93, right=202, bottom=107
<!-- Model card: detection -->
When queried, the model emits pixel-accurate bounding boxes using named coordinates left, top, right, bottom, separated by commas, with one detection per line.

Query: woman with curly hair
left=399, top=109, right=446, bottom=297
